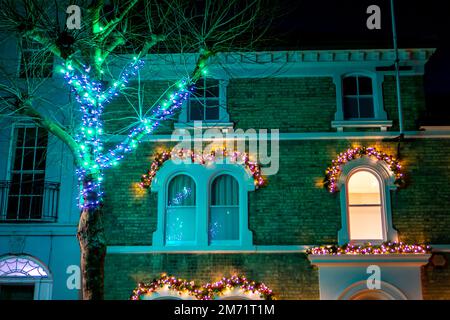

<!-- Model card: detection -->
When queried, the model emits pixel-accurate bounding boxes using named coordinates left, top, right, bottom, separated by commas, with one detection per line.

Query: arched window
left=0, top=255, right=52, bottom=300
left=343, top=75, right=374, bottom=119
left=209, top=174, right=239, bottom=242
left=346, top=170, right=384, bottom=241
left=165, top=174, right=196, bottom=244
left=337, top=157, right=398, bottom=245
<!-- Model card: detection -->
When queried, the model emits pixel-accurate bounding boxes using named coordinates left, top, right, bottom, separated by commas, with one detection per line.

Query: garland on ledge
left=131, top=274, right=202, bottom=300
left=324, top=146, right=404, bottom=193
left=306, top=242, right=432, bottom=255
left=140, top=148, right=266, bottom=189
left=130, top=274, right=275, bottom=300
left=201, top=275, right=275, bottom=300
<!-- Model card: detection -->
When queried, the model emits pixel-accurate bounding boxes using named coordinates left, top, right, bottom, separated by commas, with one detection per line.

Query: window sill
left=332, top=120, right=393, bottom=132
left=308, top=253, right=431, bottom=267
left=174, top=122, right=234, bottom=131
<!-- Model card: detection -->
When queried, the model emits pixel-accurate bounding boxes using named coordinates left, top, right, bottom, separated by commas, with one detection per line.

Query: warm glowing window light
left=347, top=170, right=384, bottom=241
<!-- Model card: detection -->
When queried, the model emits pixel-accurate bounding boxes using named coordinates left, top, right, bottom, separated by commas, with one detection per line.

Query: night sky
left=268, top=0, right=450, bottom=123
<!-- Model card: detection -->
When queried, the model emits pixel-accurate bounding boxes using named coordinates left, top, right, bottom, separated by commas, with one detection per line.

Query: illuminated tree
left=0, top=0, right=269, bottom=299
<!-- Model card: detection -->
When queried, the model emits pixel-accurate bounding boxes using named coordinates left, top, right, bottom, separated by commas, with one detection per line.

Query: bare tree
left=0, top=0, right=270, bottom=299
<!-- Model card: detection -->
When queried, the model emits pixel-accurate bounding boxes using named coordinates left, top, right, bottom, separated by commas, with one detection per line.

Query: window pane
left=13, top=148, right=23, bottom=170
left=19, top=196, right=31, bottom=219
left=343, top=97, right=359, bottom=119
left=211, top=175, right=239, bottom=206
left=359, top=97, right=375, bottom=118
left=21, top=174, right=33, bottom=195
left=209, top=207, right=239, bottom=241
left=205, top=101, right=220, bottom=121
left=30, top=196, right=43, bottom=219
left=35, top=148, right=47, bottom=170
left=204, top=79, right=219, bottom=97
left=167, top=175, right=195, bottom=206
left=6, top=196, right=18, bottom=219
left=166, top=207, right=196, bottom=242
left=24, top=128, right=37, bottom=147
left=189, top=100, right=204, bottom=121
left=348, top=171, right=381, bottom=205
left=358, top=77, right=373, bottom=95
left=22, top=149, right=35, bottom=170
left=16, top=128, right=25, bottom=147
left=343, top=77, right=357, bottom=95
left=348, top=206, right=383, bottom=240
left=10, top=174, right=21, bottom=195
left=347, top=170, right=384, bottom=240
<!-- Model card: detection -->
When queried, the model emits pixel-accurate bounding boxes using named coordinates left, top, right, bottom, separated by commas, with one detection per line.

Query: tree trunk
left=77, top=178, right=106, bottom=300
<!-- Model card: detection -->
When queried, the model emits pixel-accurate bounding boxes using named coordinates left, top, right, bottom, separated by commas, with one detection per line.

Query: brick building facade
left=101, top=49, right=450, bottom=300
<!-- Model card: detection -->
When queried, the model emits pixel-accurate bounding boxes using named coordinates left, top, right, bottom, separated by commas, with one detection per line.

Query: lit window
left=165, top=175, right=196, bottom=244
left=347, top=170, right=384, bottom=241
left=209, top=174, right=239, bottom=241
left=151, top=161, right=255, bottom=249
left=188, top=78, right=220, bottom=121
left=343, top=76, right=374, bottom=119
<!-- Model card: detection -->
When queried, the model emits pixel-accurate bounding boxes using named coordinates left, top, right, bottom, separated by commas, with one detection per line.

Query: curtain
left=209, top=175, right=239, bottom=241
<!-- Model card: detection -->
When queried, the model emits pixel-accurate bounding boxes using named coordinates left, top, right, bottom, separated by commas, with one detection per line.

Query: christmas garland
left=202, top=275, right=275, bottom=300
left=130, top=274, right=275, bottom=300
left=140, top=148, right=266, bottom=189
left=324, top=146, right=404, bottom=193
left=131, top=274, right=202, bottom=300
left=306, top=242, right=431, bottom=255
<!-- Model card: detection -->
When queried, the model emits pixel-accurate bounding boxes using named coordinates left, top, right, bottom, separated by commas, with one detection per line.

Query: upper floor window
left=332, top=72, right=392, bottom=131
left=175, top=78, right=231, bottom=128
left=189, top=78, right=220, bottom=122
left=209, top=174, right=239, bottom=242
left=19, top=40, right=53, bottom=78
left=1, top=126, right=59, bottom=222
left=347, top=170, right=383, bottom=241
left=7, top=127, right=47, bottom=221
left=343, top=75, right=374, bottom=119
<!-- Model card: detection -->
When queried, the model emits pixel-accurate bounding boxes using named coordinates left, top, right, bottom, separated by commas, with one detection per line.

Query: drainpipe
left=390, top=0, right=404, bottom=138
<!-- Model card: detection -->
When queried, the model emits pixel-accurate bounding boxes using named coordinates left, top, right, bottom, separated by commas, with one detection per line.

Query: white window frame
left=337, top=157, right=398, bottom=245
left=332, top=72, right=392, bottom=131
left=151, top=160, right=254, bottom=250
left=0, top=255, right=53, bottom=300
left=175, top=78, right=233, bottom=130
left=4, top=125, right=49, bottom=221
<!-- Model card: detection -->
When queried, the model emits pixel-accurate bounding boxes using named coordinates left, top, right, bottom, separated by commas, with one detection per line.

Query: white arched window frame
left=337, top=157, right=398, bottom=245
left=151, top=160, right=255, bottom=250
left=332, top=71, right=392, bottom=131
left=0, top=255, right=53, bottom=300
left=140, top=286, right=197, bottom=300
left=215, top=288, right=264, bottom=300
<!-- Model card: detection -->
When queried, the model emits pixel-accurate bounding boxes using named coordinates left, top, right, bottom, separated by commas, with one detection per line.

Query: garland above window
left=130, top=274, right=275, bottom=300
left=306, top=242, right=431, bottom=255
left=324, top=146, right=404, bottom=193
left=140, top=148, right=266, bottom=189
